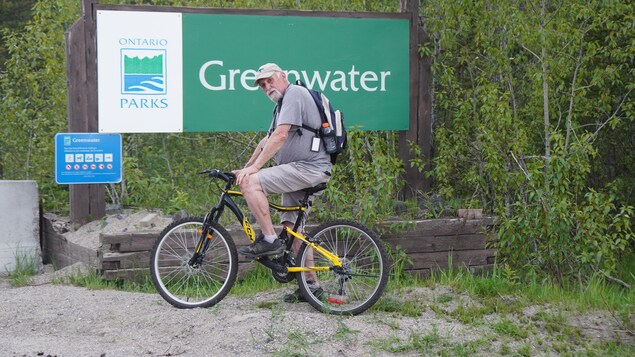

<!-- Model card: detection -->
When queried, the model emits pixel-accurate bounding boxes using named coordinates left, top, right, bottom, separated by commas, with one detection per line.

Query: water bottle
left=321, top=122, right=337, bottom=154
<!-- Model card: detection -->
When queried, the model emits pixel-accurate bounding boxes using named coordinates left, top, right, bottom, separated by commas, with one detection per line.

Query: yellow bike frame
left=284, top=226, right=343, bottom=271
left=226, top=190, right=343, bottom=271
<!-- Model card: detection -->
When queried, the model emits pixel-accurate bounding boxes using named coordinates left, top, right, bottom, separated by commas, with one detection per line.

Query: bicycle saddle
left=303, top=182, right=327, bottom=195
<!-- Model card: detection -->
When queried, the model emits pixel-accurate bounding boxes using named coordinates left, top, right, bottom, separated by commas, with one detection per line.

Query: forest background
left=1, top=0, right=633, bottom=286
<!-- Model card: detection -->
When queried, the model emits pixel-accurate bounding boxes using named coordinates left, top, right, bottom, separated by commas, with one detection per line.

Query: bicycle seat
left=303, top=182, right=327, bottom=195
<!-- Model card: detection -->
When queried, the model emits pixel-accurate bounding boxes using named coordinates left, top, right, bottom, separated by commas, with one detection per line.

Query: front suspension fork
left=189, top=207, right=221, bottom=266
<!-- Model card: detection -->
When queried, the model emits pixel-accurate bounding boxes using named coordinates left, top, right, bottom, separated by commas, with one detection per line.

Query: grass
left=333, top=318, right=360, bottom=344
left=370, top=295, right=426, bottom=317
left=5, top=250, right=40, bottom=286
left=365, top=250, right=635, bottom=356
left=368, top=326, right=442, bottom=354
left=230, top=264, right=285, bottom=296
left=493, top=317, right=529, bottom=339
left=62, top=267, right=156, bottom=293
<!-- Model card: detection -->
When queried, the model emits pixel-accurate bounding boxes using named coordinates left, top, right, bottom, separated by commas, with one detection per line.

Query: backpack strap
left=268, top=104, right=281, bottom=137
left=300, top=124, right=319, bottom=137
left=275, top=83, right=321, bottom=137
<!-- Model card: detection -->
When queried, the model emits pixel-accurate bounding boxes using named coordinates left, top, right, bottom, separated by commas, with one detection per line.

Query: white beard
left=268, top=89, right=283, bottom=103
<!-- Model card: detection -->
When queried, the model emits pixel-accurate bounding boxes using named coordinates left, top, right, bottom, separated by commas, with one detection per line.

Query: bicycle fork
left=189, top=206, right=223, bottom=267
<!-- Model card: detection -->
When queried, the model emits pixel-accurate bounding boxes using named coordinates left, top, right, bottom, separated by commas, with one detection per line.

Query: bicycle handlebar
left=197, top=169, right=236, bottom=184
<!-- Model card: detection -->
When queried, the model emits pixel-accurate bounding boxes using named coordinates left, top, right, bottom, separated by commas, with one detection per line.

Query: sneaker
left=283, top=285, right=325, bottom=303
left=238, top=237, right=284, bottom=257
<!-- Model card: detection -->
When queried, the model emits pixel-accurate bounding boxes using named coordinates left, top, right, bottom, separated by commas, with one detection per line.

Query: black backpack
left=293, top=80, right=347, bottom=164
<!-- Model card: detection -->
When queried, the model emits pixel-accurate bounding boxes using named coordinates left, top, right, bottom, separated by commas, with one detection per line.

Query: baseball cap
left=254, top=63, right=283, bottom=84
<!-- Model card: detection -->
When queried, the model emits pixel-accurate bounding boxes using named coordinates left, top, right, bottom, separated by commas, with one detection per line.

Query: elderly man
left=232, top=63, right=331, bottom=301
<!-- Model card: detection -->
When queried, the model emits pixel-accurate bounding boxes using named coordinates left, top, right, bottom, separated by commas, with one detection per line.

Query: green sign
left=97, top=10, right=409, bottom=133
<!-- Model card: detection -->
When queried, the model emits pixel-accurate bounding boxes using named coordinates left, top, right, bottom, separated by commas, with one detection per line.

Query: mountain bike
left=150, top=169, right=390, bottom=315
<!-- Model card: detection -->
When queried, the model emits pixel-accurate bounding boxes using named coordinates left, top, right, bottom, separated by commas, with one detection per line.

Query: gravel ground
left=0, top=272, right=473, bottom=357
left=0, top=267, right=632, bottom=357
left=1, top=211, right=631, bottom=356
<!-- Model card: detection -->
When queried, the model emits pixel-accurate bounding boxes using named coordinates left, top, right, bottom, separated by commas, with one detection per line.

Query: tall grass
left=423, top=259, right=635, bottom=337
left=6, top=250, right=39, bottom=287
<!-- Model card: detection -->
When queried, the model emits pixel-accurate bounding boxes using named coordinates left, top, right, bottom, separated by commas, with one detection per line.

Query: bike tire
left=296, top=219, right=390, bottom=315
left=150, top=217, right=238, bottom=309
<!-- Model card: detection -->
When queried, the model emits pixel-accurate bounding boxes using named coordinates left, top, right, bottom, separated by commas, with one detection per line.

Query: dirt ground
left=0, top=265, right=632, bottom=357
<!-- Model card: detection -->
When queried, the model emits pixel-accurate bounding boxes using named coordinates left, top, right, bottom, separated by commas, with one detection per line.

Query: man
left=233, top=63, right=331, bottom=300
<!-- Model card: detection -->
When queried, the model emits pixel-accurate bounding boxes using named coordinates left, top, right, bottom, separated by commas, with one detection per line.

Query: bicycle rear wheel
left=296, top=220, right=390, bottom=315
left=150, top=217, right=238, bottom=308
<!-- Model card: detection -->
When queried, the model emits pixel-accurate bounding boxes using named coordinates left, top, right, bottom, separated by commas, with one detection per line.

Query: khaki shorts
left=258, top=163, right=331, bottom=225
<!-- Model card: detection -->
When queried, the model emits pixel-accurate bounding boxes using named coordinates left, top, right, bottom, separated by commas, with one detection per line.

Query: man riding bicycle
left=233, top=63, right=331, bottom=302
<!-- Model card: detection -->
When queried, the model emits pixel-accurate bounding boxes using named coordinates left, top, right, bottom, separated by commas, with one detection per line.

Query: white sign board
left=97, top=11, right=184, bottom=133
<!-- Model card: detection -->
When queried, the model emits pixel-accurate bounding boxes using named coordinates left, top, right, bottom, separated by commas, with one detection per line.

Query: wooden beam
left=66, top=0, right=105, bottom=225
left=399, top=0, right=433, bottom=197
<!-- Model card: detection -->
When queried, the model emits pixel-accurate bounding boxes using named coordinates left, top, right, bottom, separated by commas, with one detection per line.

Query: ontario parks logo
left=120, top=49, right=167, bottom=95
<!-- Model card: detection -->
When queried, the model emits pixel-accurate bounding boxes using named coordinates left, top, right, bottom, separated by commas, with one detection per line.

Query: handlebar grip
left=218, top=171, right=236, bottom=183
left=198, top=169, right=235, bottom=184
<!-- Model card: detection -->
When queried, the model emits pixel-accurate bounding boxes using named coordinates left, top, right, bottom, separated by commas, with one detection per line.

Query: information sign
left=55, top=133, right=122, bottom=184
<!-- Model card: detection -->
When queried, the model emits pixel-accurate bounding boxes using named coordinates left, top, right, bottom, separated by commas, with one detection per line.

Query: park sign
left=96, top=8, right=410, bottom=133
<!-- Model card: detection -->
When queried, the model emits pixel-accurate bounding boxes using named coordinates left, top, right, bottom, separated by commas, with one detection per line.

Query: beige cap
left=254, top=63, right=283, bottom=84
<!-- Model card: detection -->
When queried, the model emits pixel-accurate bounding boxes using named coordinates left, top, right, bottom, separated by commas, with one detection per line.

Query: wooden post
left=399, top=0, right=432, bottom=197
left=66, top=0, right=104, bottom=225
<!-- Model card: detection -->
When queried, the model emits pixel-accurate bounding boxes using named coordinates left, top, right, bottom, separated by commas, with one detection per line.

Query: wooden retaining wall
left=382, top=218, right=496, bottom=277
left=41, top=215, right=100, bottom=269
left=97, top=218, right=496, bottom=281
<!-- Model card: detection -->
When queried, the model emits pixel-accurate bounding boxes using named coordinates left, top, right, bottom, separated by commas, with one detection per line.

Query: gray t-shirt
left=269, top=85, right=332, bottom=172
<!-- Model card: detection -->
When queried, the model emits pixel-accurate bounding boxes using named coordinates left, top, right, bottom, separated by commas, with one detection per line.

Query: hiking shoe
left=283, top=285, right=325, bottom=303
left=238, top=237, right=284, bottom=257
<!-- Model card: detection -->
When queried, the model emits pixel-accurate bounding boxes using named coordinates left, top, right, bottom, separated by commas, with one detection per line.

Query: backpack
left=293, top=80, right=347, bottom=164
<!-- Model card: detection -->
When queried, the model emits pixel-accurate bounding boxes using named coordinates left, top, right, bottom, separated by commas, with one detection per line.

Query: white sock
left=263, top=234, right=277, bottom=243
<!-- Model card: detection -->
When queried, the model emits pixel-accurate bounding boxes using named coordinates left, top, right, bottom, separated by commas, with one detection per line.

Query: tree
left=0, top=0, right=36, bottom=71
left=424, top=0, right=634, bottom=283
left=0, top=0, right=80, bottom=210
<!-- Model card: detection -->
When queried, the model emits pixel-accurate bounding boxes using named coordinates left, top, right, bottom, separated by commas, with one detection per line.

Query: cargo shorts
left=258, top=162, right=331, bottom=225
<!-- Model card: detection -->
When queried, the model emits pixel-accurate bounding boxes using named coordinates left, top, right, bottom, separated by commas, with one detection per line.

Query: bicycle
left=150, top=169, right=390, bottom=315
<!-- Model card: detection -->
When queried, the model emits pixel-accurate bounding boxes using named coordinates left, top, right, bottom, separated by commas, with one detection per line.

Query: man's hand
left=233, top=166, right=259, bottom=186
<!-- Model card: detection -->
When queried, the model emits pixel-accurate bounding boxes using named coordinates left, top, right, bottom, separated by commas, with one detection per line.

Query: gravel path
left=0, top=281, right=450, bottom=357
left=1, top=266, right=632, bottom=357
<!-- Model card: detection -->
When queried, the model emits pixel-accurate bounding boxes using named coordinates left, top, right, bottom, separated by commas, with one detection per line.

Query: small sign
left=55, top=133, right=122, bottom=184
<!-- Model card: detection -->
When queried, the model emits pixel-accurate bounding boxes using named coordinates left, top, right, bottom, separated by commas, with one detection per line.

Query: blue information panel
left=55, top=133, right=122, bottom=184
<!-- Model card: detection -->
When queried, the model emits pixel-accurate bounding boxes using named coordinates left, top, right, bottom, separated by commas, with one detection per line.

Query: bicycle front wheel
left=296, top=220, right=390, bottom=315
left=150, top=217, right=238, bottom=309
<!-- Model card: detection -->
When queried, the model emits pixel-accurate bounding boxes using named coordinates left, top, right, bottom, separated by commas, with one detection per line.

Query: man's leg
left=239, top=173, right=275, bottom=236
left=237, top=173, right=283, bottom=257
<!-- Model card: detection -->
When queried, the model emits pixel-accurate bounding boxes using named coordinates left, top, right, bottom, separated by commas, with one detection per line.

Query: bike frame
left=194, top=178, right=342, bottom=272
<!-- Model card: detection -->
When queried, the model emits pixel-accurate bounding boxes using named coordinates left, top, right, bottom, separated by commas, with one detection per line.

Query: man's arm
left=234, top=124, right=291, bottom=185
left=243, top=136, right=268, bottom=169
